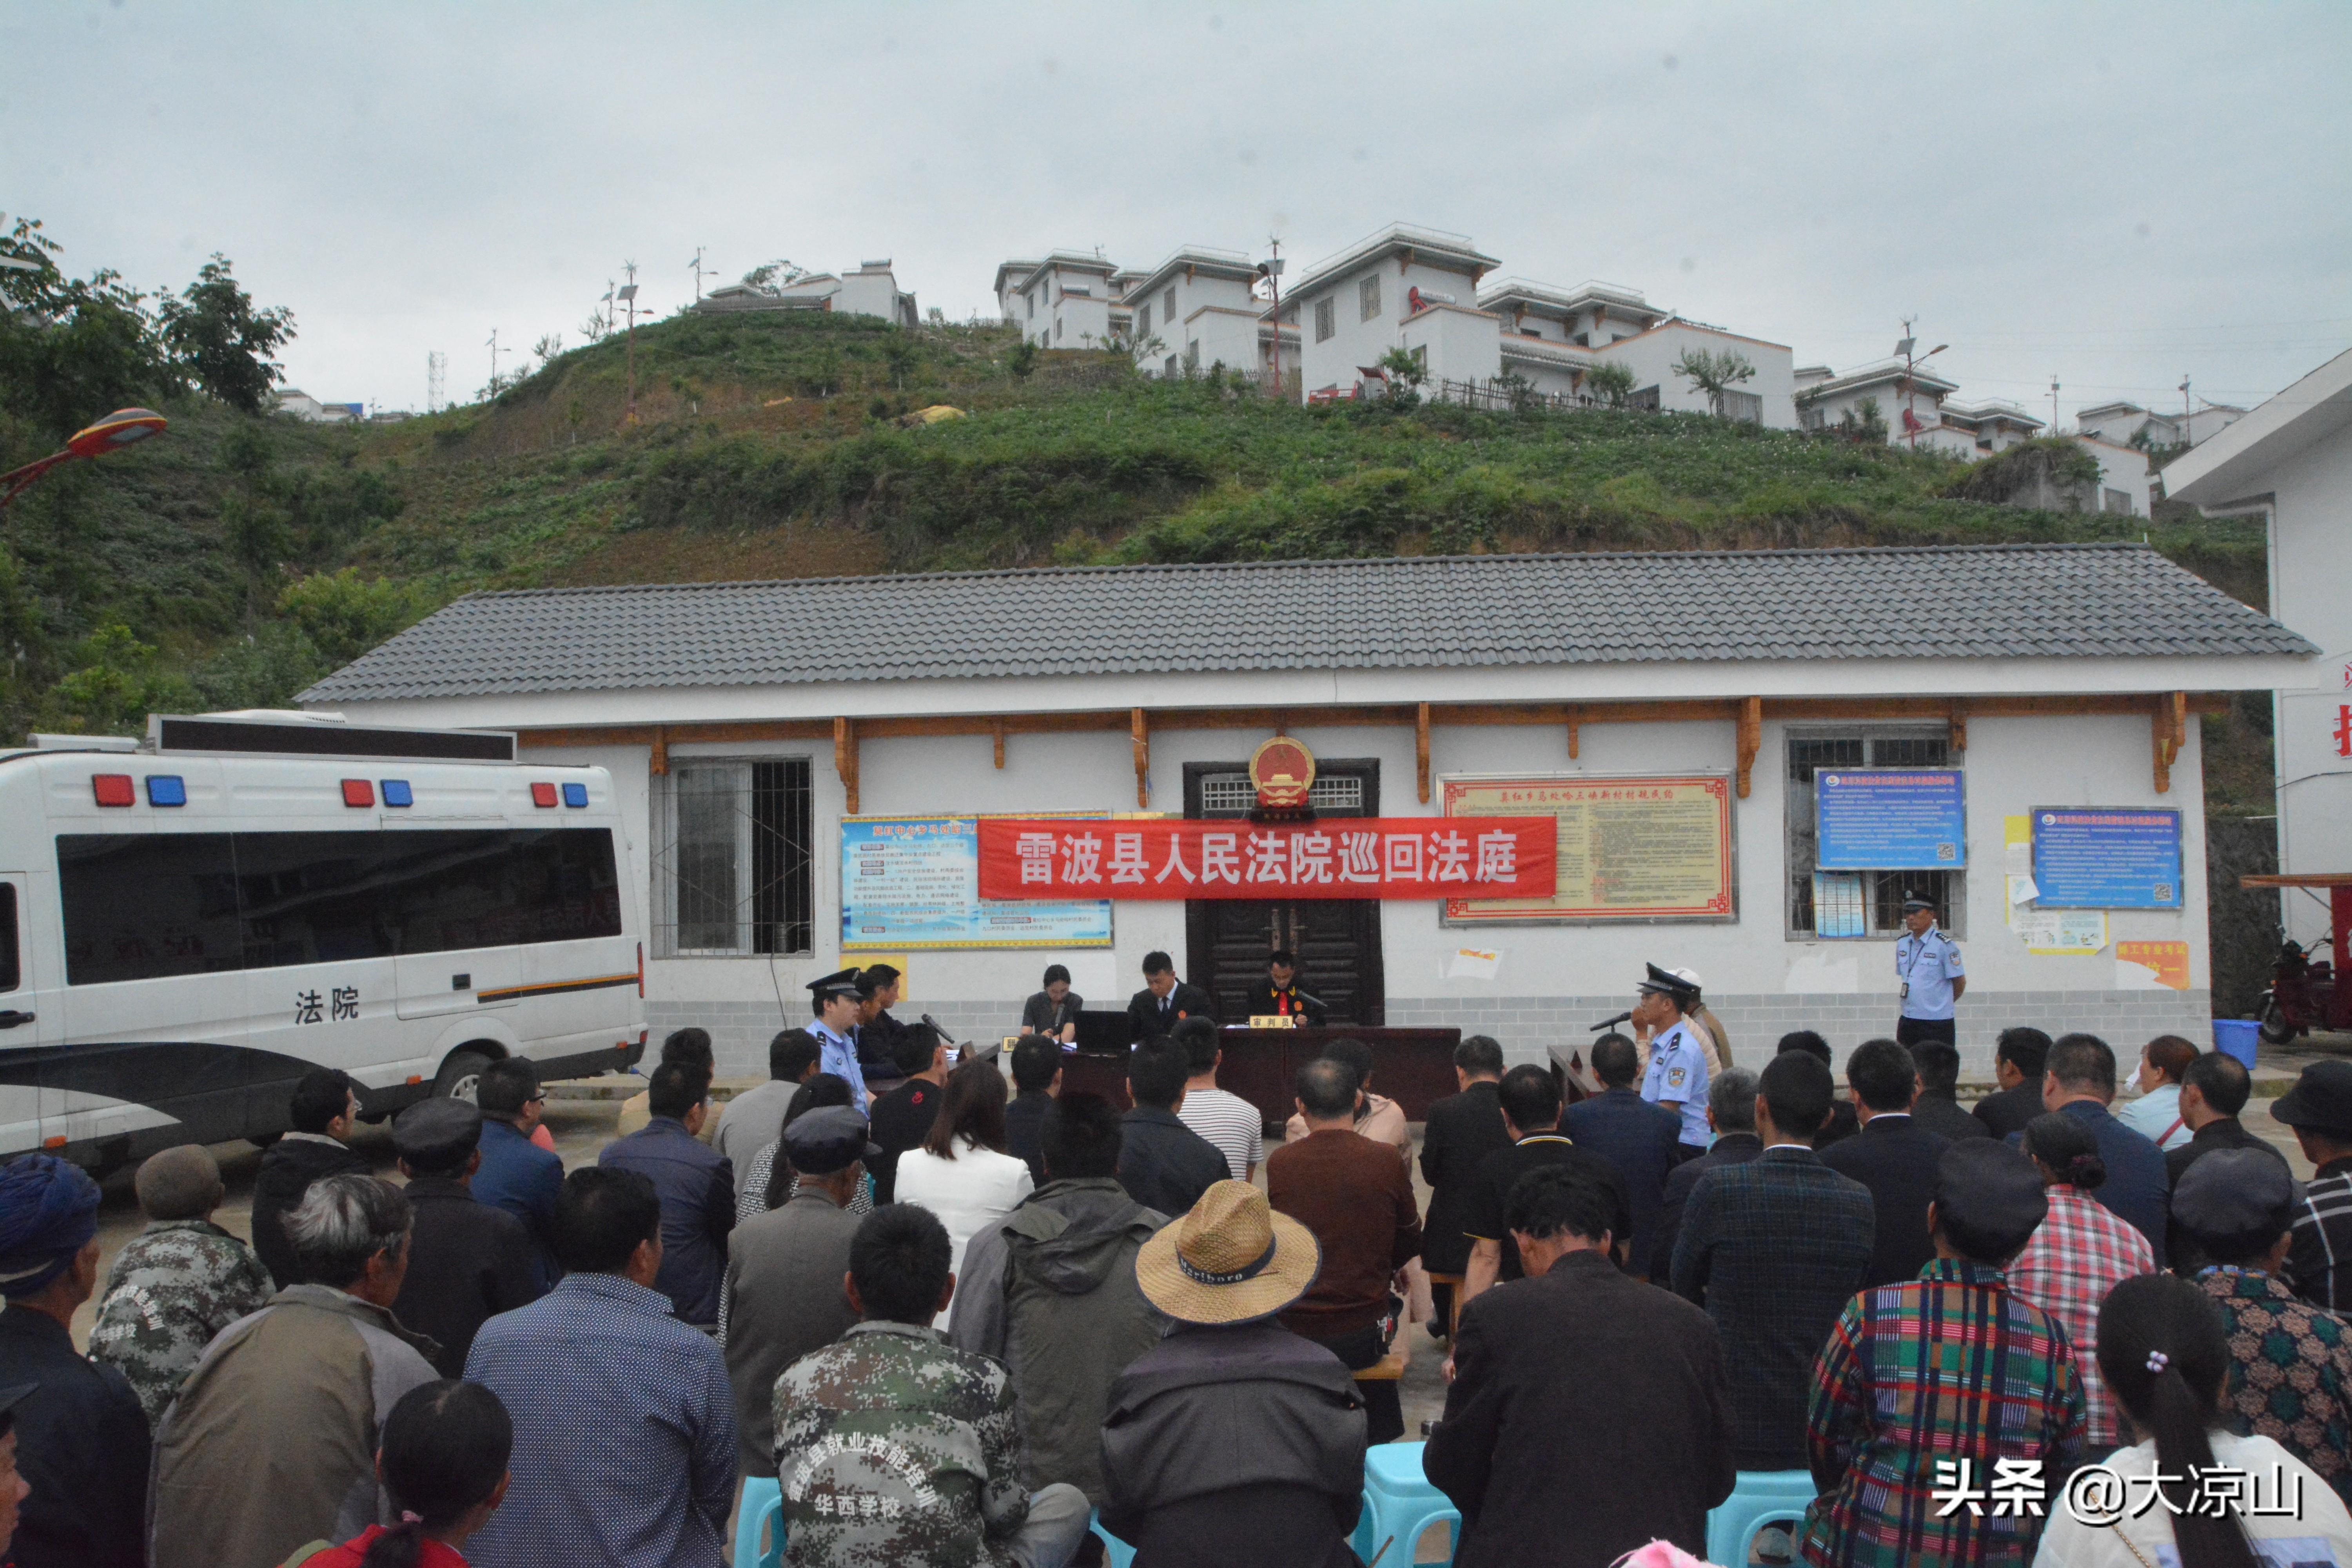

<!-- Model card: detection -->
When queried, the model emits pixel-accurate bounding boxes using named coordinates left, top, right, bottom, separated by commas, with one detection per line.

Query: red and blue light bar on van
left=94, top=771, right=590, bottom=809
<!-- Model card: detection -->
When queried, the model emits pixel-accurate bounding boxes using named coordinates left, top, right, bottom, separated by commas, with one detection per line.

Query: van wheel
left=434, top=1049, right=497, bottom=1105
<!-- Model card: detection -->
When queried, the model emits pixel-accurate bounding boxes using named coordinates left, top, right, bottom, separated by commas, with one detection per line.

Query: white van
left=1, top=713, right=647, bottom=1171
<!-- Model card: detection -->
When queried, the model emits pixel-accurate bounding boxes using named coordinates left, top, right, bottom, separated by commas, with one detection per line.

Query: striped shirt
left=2004, top=1185, right=2154, bottom=1446
left=1802, top=1259, right=2086, bottom=1568
left=1177, top=1085, right=1265, bottom=1181
left=2290, top=1158, right=2352, bottom=1312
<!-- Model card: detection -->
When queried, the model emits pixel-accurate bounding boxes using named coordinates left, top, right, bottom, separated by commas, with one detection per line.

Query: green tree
left=37, top=624, right=199, bottom=736
left=192, top=621, right=327, bottom=710
left=1837, top=396, right=1889, bottom=444
left=1583, top=361, right=1637, bottom=408
left=0, top=215, right=174, bottom=445
left=1671, top=347, right=1757, bottom=419
left=278, top=569, right=427, bottom=667
left=160, top=254, right=296, bottom=414
left=1006, top=339, right=1040, bottom=379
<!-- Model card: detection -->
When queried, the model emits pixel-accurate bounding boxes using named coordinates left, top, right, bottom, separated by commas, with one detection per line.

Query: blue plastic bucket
left=2213, top=1017, right=2260, bottom=1071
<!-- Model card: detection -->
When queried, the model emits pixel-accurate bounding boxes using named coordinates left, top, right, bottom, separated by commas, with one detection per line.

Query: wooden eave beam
left=1130, top=708, right=1149, bottom=808
left=1736, top=697, right=1762, bottom=799
left=1416, top=702, right=1432, bottom=803
left=833, top=717, right=859, bottom=814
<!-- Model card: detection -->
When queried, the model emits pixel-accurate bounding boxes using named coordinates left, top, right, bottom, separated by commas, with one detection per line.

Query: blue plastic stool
left=1350, top=1442, right=1459, bottom=1567
left=1088, top=1508, right=1137, bottom=1568
left=1705, top=1469, right=1815, bottom=1566
left=734, top=1476, right=785, bottom=1568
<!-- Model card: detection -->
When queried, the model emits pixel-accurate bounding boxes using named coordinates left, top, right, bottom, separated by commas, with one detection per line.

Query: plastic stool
left=1350, top=1442, right=1459, bottom=1567
left=1704, top=1470, right=1815, bottom=1567
left=734, top=1476, right=785, bottom=1568
left=1088, top=1508, right=1137, bottom=1568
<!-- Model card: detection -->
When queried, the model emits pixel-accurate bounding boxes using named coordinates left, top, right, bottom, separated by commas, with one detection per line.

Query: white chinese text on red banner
left=976, top=817, right=1557, bottom=901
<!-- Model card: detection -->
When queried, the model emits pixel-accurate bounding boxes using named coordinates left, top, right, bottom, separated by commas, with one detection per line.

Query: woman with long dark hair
left=292, top=1380, right=512, bottom=1568
left=892, top=1055, right=1034, bottom=1324
left=2035, top=1272, right=2352, bottom=1567
left=2007, top=1112, right=2156, bottom=1458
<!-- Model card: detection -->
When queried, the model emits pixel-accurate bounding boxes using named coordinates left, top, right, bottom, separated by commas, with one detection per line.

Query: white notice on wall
left=1444, top=946, right=1502, bottom=982
left=2008, top=875, right=2040, bottom=907
left=2013, top=907, right=2108, bottom=955
left=2005, top=838, right=2034, bottom=877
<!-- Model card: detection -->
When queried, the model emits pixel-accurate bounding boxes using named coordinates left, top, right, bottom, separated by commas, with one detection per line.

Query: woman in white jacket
left=891, top=1054, right=1034, bottom=1327
left=2036, top=1272, right=2352, bottom=1568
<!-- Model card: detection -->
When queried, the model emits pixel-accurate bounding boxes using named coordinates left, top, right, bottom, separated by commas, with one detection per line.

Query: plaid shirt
left=2289, top=1157, right=2352, bottom=1312
left=2196, top=1265, right=2352, bottom=1509
left=1802, top=1259, right=2086, bottom=1568
left=1671, top=1145, right=1877, bottom=1469
left=2003, top=1186, right=2154, bottom=1446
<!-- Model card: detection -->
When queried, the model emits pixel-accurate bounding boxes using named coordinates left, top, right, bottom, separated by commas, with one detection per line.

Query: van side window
left=58, top=828, right=623, bottom=986
left=0, top=884, right=18, bottom=993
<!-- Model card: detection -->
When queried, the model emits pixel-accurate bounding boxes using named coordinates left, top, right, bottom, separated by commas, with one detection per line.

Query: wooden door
left=1183, top=759, right=1385, bottom=1026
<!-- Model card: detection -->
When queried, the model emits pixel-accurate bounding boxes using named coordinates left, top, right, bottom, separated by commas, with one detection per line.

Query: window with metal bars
left=1784, top=730, right=1962, bottom=938
left=1197, top=774, right=1365, bottom=818
left=657, top=759, right=813, bottom=955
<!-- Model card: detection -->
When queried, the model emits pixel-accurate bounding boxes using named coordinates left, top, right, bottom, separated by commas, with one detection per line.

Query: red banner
left=977, top=817, right=1557, bottom=901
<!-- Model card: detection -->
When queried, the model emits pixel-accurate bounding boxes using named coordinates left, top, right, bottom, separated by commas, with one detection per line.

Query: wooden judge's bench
left=1058, top=1025, right=1462, bottom=1132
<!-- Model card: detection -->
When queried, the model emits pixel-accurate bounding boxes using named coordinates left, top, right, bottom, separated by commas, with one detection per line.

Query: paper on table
left=1445, top=946, right=1501, bottom=982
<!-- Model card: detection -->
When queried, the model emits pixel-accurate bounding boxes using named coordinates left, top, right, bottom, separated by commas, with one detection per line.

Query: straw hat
left=1136, top=1179, right=1321, bottom=1326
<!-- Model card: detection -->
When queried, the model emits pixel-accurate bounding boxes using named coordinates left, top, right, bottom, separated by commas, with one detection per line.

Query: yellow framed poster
left=1441, top=773, right=1737, bottom=924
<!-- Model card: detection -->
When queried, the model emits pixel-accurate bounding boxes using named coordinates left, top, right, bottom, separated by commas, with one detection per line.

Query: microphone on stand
left=1590, top=1011, right=1633, bottom=1032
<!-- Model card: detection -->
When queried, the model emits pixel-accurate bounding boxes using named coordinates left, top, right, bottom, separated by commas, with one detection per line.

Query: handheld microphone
left=1590, top=1011, right=1633, bottom=1031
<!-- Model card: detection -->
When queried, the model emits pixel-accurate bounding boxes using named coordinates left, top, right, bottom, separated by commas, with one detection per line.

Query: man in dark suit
left=1672, top=1051, right=1876, bottom=1472
left=1821, top=1038, right=1951, bottom=1287
left=1972, top=1027, right=2053, bottom=1140
left=1561, top=1034, right=1681, bottom=1278
left=1907, top=1037, right=1992, bottom=1143
left=1127, top=949, right=1212, bottom=1041
left=2034, top=1032, right=2169, bottom=1267
left=1116, top=1039, right=1228, bottom=1218
left=1419, top=1034, right=1511, bottom=1335
left=1243, top=948, right=1328, bottom=1024
left=1429, top=1164, right=1735, bottom=1568
left=1776, top=1032, right=1858, bottom=1149
left=249, top=1067, right=370, bottom=1289
left=1651, top=1065, right=1762, bottom=1281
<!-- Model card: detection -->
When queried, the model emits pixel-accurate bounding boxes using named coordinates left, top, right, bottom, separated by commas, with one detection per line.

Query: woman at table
left=1019, top=964, right=1083, bottom=1044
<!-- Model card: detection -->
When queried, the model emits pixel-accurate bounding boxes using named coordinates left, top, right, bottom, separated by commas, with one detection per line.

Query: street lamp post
left=0, top=408, right=168, bottom=509
left=1893, top=322, right=1949, bottom=450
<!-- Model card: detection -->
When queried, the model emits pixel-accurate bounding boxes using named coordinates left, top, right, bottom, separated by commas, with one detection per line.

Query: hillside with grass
left=2, top=303, right=2269, bottom=753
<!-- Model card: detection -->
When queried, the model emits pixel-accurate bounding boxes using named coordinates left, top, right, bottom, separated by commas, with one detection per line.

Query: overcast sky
left=6, top=2, right=2348, bottom=420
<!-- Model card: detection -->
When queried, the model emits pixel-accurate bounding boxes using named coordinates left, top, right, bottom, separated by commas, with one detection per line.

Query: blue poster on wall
left=841, top=815, right=1113, bottom=949
left=2030, top=808, right=2183, bottom=909
left=1815, top=769, right=1967, bottom=871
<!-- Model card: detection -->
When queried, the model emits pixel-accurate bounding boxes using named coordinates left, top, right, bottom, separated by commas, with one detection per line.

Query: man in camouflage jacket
left=87, top=1147, right=273, bottom=1426
left=771, top=1204, right=1091, bottom=1568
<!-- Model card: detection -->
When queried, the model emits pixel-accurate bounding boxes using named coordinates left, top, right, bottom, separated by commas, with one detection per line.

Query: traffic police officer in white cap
left=1634, top=963, right=1712, bottom=1161
left=1894, top=894, right=1965, bottom=1049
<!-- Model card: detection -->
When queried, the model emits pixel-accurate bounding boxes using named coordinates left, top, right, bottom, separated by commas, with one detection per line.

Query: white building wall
left=2077, top=437, right=2153, bottom=517
left=1295, top=254, right=1484, bottom=400
left=2262, top=431, right=2352, bottom=945
left=832, top=269, right=912, bottom=326
left=512, top=707, right=2212, bottom=1077
left=1590, top=323, right=1798, bottom=427
left=1399, top=304, right=1502, bottom=387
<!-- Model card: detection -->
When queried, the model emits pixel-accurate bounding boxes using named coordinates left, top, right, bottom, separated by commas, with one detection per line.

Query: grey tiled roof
left=301, top=544, right=2313, bottom=702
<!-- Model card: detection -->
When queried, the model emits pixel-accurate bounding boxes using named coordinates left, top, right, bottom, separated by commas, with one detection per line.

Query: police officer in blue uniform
left=1894, top=894, right=1965, bottom=1049
left=805, top=969, right=871, bottom=1112
left=1634, top=963, right=1712, bottom=1160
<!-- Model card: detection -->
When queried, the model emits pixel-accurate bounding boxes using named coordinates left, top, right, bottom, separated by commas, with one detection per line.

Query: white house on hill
left=695, top=260, right=918, bottom=327
left=2079, top=400, right=2247, bottom=452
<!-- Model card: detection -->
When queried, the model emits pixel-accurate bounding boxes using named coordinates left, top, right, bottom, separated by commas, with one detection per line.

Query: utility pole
left=1258, top=236, right=1285, bottom=399
left=1893, top=318, right=1948, bottom=450
left=619, top=261, right=641, bottom=426
left=2050, top=375, right=2061, bottom=434
left=688, top=247, right=710, bottom=302
left=486, top=329, right=502, bottom=396
left=2180, top=374, right=2193, bottom=443
left=427, top=351, right=446, bottom=414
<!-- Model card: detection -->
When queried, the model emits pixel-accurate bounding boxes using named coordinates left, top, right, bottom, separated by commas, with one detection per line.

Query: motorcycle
left=2259, top=936, right=2339, bottom=1043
